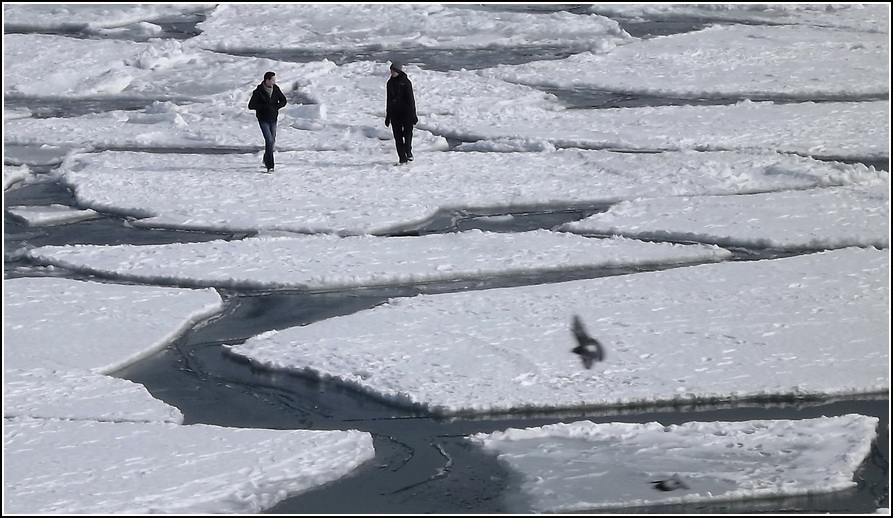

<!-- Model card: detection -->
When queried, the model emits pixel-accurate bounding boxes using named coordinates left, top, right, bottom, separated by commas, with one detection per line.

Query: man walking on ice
left=384, top=62, right=418, bottom=165
left=248, top=71, right=288, bottom=172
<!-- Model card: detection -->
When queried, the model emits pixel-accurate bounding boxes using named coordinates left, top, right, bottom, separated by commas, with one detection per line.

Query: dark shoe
left=407, top=155, right=414, bottom=162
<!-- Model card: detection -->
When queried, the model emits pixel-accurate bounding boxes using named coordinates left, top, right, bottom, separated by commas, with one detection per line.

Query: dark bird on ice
left=571, top=315, right=605, bottom=369
left=651, top=474, right=689, bottom=491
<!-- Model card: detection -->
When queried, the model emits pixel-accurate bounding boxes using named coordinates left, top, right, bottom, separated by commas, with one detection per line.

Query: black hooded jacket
left=386, top=70, right=418, bottom=124
left=248, top=83, right=287, bottom=121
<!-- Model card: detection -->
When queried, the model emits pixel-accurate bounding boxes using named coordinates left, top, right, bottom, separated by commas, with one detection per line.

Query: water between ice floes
left=4, top=177, right=888, bottom=513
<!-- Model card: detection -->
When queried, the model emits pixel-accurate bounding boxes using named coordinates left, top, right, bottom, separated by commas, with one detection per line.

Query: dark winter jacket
left=385, top=71, right=418, bottom=125
left=248, top=83, right=287, bottom=121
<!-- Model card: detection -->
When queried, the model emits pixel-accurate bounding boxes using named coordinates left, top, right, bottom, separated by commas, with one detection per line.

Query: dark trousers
left=258, top=119, right=277, bottom=169
left=391, top=119, right=413, bottom=162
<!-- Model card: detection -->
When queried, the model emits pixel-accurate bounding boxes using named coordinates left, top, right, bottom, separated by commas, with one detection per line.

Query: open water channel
left=4, top=6, right=889, bottom=514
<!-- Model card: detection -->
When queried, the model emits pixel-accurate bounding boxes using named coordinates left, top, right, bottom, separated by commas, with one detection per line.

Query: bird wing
left=571, top=315, right=590, bottom=344
left=571, top=315, right=606, bottom=367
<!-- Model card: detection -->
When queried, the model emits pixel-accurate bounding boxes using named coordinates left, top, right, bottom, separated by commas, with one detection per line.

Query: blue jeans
left=258, top=119, right=277, bottom=169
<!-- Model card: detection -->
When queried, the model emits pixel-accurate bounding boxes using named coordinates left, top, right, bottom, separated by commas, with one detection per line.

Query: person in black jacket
left=384, top=62, right=418, bottom=165
left=248, top=71, right=287, bottom=172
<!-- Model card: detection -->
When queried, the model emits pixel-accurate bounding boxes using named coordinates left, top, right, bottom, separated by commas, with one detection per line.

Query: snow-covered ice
left=7, top=203, right=101, bottom=226
left=5, top=417, right=374, bottom=514
left=35, top=148, right=890, bottom=235
left=562, top=183, right=889, bottom=250
left=227, top=247, right=888, bottom=415
left=24, top=231, right=732, bottom=290
left=469, top=415, right=880, bottom=512
left=3, top=277, right=376, bottom=513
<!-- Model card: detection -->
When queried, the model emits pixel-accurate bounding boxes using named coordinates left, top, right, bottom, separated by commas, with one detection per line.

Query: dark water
left=105, top=279, right=889, bottom=515
left=4, top=96, right=200, bottom=118
left=4, top=6, right=889, bottom=514
left=540, top=84, right=890, bottom=110
left=2, top=12, right=206, bottom=40
left=5, top=180, right=890, bottom=514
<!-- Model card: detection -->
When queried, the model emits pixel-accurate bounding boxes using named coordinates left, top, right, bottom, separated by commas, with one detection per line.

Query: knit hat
left=389, top=61, right=403, bottom=72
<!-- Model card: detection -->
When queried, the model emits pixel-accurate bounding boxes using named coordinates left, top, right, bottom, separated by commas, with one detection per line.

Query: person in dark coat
left=248, top=71, right=287, bottom=172
left=384, top=62, right=418, bottom=165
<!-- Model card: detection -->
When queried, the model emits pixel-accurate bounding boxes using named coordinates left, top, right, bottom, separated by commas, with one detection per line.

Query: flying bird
left=651, top=474, right=689, bottom=491
left=571, top=315, right=605, bottom=369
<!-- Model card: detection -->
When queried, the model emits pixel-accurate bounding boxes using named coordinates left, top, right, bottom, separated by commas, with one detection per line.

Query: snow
left=583, top=3, right=891, bottom=33
left=227, top=247, right=888, bottom=415
left=2, top=4, right=214, bottom=32
left=481, top=24, right=889, bottom=99
left=4, top=277, right=222, bottom=374
left=563, top=184, right=890, bottom=250
left=3, top=277, right=376, bottom=514
left=5, top=418, right=373, bottom=514
left=2, top=163, right=29, bottom=190
left=7, top=203, right=101, bottom=226
left=3, top=3, right=889, bottom=514
left=5, top=367, right=185, bottom=424
left=21, top=148, right=888, bottom=236
left=469, top=415, right=880, bottom=512
left=24, top=232, right=733, bottom=290
left=191, top=4, right=632, bottom=53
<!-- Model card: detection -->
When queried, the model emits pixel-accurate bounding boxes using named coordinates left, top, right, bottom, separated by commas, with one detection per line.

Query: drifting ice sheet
left=468, top=414, right=880, bottom=512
